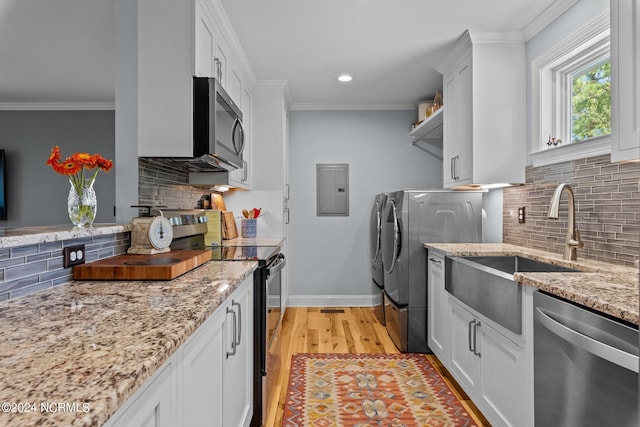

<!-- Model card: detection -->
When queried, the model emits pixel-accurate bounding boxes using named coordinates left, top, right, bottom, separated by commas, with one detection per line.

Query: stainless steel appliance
left=381, top=189, right=482, bottom=353
left=190, top=77, right=245, bottom=171
left=369, top=193, right=386, bottom=324
left=534, top=290, right=638, bottom=426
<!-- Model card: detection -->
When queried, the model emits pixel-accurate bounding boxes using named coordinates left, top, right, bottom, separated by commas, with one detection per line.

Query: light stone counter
left=425, top=243, right=639, bottom=325
left=0, top=224, right=131, bottom=248
left=0, top=260, right=257, bottom=427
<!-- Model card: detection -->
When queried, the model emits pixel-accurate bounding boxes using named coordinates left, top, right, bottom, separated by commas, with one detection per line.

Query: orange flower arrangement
left=46, top=146, right=113, bottom=194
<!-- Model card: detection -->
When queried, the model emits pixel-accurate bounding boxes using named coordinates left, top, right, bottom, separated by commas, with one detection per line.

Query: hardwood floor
left=265, top=307, right=491, bottom=426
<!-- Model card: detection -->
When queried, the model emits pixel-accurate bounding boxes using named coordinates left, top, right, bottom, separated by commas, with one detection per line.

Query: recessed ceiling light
left=338, top=74, right=353, bottom=82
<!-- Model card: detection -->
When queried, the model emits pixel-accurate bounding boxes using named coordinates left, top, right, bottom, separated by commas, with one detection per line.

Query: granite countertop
left=0, top=260, right=257, bottom=427
left=0, top=224, right=131, bottom=248
left=425, top=243, right=639, bottom=325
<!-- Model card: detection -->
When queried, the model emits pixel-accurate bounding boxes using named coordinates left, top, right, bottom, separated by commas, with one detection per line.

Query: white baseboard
left=287, top=294, right=377, bottom=307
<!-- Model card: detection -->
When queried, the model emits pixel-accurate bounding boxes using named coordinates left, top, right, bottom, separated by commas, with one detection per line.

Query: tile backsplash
left=503, top=154, right=639, bottom=266
left=0, top=232, right=130, bottom=301
left=138, top=159, right=208, bottom=209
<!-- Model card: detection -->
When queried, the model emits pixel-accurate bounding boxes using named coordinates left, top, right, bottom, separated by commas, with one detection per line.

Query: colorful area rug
left=282, top=353, right=478, bottom=427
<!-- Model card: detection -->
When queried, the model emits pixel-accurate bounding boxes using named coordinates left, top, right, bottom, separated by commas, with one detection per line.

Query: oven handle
left=535, top=307, right=639, bottom=373
left=267, top=255, right=286, bottom=277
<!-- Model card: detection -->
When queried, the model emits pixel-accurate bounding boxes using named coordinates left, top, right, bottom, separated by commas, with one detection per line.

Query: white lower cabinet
left=106, top=363, right=174, bottom=427
left=427, top=252, right=450, bottom=364
left=106, top=276, right=253, bottom=427
left=449, top=298, right=531, bottom=427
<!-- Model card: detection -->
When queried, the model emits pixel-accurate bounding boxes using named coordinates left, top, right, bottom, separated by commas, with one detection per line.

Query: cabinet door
left=443, top=51, right=473, bottom=187
left=427, top=253, right=450, bottom=363
left=181, top=308, right=225, bottom=427
left=449, top=301, right=479, bottom=394
left=480, top=322, right=529, bottom=427
left=194, top=0, right=216, bottom=77
left=223, top=278, right=254, bottom=427
left=109, top=364, right=173, bottom=427
left=611, top=0, right=640, bottom=162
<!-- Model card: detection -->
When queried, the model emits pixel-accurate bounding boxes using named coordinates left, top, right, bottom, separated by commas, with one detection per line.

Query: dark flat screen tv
left=0, top=150, right=5, bottom=220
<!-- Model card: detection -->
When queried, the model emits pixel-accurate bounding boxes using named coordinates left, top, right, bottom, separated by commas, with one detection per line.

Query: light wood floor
left=264, top=307, right=491, bottom=426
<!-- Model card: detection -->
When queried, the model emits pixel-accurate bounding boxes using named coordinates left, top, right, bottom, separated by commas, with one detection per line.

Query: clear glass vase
left=68, top=179, right=97, bottom=227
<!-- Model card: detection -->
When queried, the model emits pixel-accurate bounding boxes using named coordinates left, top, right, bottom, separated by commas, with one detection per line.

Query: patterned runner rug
left=282, top=353, right=479, bottom=427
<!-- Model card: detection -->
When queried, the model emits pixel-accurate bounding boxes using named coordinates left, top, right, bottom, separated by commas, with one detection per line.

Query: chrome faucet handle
left=568, top=228, right=584, bottom=248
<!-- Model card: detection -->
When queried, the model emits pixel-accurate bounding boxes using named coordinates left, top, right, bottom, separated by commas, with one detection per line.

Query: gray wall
left=287, top=110, right=443, bottom=306
left=0, top=111, right=116, bottom=227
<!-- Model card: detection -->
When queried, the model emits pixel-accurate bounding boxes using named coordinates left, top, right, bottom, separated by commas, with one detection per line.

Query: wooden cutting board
left=73, top=249, right=210, bottom=281
left=222, top=211, right=238, bottom=240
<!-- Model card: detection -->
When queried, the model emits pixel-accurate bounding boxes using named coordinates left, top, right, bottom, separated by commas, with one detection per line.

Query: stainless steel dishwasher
left=534, top=290, right=639, bottom=427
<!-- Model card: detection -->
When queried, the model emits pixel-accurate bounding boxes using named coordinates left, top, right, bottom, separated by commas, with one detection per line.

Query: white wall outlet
left=64, top=244, right=86, bottom=268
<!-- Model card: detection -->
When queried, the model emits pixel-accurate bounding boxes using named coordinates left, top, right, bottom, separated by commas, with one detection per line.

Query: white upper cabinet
left=194, top=0, right=216, bottom=78
left=610, top=0, right=640, bottom=163
left=120, top=0, right=254, bottom=162
left=436, top=30, right=526, bottom=188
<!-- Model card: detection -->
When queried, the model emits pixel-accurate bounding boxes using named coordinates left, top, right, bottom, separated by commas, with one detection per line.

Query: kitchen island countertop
left=0, top=259, right=257, bottom=427
left=425, top=243, right=639, bottom=325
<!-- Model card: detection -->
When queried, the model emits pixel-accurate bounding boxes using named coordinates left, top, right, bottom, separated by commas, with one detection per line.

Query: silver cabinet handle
left=232, top=300, right=241, bottom=346
left=284, top=207, right=290, bottom=224
left=429, top=257, right=442, bottom=265
left=242, top=160, right=248, bottom=182
left=226, top=306, right=237, bottom=358
left=536, top=308, right=638, bottom=373
left=468, top=319, right=475, bottom=353
left=451, top=157, right=456, bottom=180
left=473, top=321, right=481, bottom=358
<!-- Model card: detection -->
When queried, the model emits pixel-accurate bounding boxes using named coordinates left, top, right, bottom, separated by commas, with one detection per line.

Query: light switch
left=518, top=207, right=525, bottom=223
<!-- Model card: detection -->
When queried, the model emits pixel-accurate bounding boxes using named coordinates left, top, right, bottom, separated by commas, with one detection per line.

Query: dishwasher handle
left=535, top=307, right=639, bottom=373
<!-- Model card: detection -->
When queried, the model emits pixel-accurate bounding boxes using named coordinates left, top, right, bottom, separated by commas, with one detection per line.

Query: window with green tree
left=571, top=58, right=611, bottom=142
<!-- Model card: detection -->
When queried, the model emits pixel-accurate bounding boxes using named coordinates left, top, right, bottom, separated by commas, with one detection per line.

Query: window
left=531, top=12, right=611, bottom=166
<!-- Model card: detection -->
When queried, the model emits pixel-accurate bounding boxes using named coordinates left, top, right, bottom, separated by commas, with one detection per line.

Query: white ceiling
left=0, top=0, right=575, bottom=109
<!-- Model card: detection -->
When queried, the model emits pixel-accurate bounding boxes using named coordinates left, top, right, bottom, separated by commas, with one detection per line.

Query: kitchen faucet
left=547, top=183, right=584, bottom=261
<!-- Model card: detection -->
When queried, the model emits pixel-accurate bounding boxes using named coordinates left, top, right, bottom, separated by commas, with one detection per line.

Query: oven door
left=266, top=253, right=285, bottom=355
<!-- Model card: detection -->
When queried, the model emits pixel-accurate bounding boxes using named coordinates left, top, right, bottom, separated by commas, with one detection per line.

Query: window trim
left=530, top=12, right=611, bottom=166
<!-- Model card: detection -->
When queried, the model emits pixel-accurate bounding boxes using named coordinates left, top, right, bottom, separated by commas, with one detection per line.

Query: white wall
left=287, top=110, right=442, bottom=306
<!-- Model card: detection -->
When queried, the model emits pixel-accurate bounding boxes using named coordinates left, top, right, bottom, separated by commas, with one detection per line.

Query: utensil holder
left=241, top=218, right=257, bottom=238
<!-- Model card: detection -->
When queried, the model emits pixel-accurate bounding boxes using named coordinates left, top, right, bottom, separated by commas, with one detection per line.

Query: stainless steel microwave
left=193, top=77, right=244, bottom=171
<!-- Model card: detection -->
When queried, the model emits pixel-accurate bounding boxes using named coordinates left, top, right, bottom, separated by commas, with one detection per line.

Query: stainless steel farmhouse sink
left=445, top=256, right=579, bottom=334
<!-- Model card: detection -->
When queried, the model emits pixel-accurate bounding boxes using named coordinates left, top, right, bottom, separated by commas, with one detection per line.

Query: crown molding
left=289, top=102, right=414, bottom=111
left=523, top=0, right=581, bottom=41
left=0, top=102, right=115, bottom=111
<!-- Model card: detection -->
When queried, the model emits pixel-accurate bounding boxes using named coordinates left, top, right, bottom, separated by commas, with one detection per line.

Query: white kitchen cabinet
left=180, top=300, right=225, bottom=426
left=106, top=363, right=174, bottom=427
left=449, top=298, right=531, bottom=427
left=194, top=0, right=216, bottom=78
left=181, top=275, right=253, bottom=427
left=610, top=0, right=640, bottom=162
left=223, top=281, right=254, bottom=427
left=436, top=30, right=526, bottom=188
left=106, top=275, right=254, bottom=427
left=119, top=0, right=254, bottom=166
left=427, top=251, right=450, bottom=365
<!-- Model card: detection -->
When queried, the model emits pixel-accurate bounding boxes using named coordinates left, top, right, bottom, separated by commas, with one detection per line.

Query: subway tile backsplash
left=503, top=154, right=639, bottom=266
left=0, top=232, right=130, bottom=301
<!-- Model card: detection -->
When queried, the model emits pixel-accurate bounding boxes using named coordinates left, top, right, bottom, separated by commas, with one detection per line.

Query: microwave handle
left=232, top=118, right=245, bottom=156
